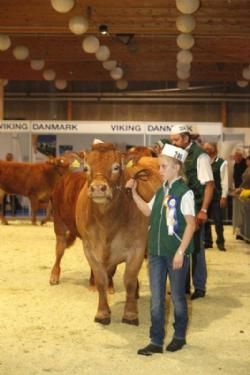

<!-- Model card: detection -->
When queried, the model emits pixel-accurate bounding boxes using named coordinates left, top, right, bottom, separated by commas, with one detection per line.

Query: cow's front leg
left=84, top=247, right=111, bottom=325
left=122, top=256, right=144, bottom=326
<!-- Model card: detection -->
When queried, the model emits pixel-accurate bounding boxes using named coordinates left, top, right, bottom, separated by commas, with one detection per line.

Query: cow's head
left=47, top=152, right=85, bottom=174
left=83, top=143, right=123, bottom=204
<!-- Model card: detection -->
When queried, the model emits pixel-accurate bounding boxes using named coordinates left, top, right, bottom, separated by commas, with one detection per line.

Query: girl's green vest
left=148, top=179, right=194, bottom=257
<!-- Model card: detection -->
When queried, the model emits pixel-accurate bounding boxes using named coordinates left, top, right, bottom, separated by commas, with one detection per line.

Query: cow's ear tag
left=71, top=159, right=81, bottom=169
left=126, top=160, right=134, bottom=168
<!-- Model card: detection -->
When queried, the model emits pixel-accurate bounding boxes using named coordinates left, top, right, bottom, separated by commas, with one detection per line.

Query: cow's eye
left=112, top=163, right=120, bottom=173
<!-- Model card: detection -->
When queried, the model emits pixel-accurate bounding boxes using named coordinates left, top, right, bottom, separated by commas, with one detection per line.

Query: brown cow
left=50, top=142, right=161, bottom=325
left=0, top=152, right=84, bottom=225
left=126, top=146, right=157, bottom=165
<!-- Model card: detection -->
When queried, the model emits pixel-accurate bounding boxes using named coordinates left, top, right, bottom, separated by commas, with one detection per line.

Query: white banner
left=31, top=121, right=145, bottom=134
left=0, top=121, right=30, bottom=132
left=0, top=120, right=222, bottom=135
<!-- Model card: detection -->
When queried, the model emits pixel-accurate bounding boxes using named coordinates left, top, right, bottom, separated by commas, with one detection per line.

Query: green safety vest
left=211, top=157, right=224, bottom=201
left=148, top=179, right=194, bottom=257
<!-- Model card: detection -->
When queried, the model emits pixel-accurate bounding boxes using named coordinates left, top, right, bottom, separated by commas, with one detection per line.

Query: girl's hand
left=125, top=178, right=137, bottom=192
left=173, top=251, right=184, bottom=270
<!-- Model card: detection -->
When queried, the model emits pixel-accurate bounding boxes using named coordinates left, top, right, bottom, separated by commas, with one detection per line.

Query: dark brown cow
left=0, top=152, right=83, bottom=225
left=50, top=143, right=161, bottom=325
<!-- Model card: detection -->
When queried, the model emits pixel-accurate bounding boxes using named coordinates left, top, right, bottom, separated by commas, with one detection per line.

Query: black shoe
left=166, top=338, right=186, bottom=352
left=217, top=243, right=226, bottom=251
left=191, top=289, right=205, bottom=300
left=236, top=235, right=244, bottom=240
left=137, top=343, right=163, bottom=356
left=204, top=243, right=213, bottom=249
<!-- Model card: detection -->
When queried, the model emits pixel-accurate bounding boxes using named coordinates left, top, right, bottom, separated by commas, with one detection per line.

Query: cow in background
left=0, top=152, right=84, bottom=225
left=50, top=142, right=161, bottom=325
left=125, top=145, right=157, bottom=165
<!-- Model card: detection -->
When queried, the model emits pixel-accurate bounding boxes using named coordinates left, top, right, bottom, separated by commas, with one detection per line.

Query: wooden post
left=0, top=80, right=4, bottom=120
left=67, top=99, right=72, bottom=121
left=221, top=101, right=227, bottom=128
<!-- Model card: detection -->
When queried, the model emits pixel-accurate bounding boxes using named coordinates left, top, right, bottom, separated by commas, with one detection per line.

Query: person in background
left=2, top=153, right=21, bottom=216
left=240, top=155, right=250, bottom=189
left=126, top=143, right=196, bottom=356
left=152, top=138, right=170, bottom=156
left=203, top=142, right=229, bottom=251
left=233, top=150, right=247, bottom=188
left=170, top=124, right=214, bottom=300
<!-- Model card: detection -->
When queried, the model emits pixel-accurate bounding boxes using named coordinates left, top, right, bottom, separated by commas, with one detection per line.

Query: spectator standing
left=203, top=142, right=229, bottom=251
left=233, top=150, right=247, bottom=188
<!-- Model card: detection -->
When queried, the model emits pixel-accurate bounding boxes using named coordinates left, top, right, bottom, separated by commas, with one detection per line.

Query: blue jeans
left=148, top=254, right=190, bottom=347
left=192, top=224, right=207, bottom=291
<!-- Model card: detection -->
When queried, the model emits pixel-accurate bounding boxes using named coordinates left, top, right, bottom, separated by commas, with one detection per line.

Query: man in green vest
left=170, top=124, right=214, bottom=300
left=203, top=142, right=228, bottom=251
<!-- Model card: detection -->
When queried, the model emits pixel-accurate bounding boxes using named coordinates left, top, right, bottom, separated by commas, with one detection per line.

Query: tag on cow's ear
left=70, top=159, right=81, bottom=170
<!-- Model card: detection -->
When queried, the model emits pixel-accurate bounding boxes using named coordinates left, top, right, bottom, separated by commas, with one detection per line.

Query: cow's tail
left=66, top=231, right=77, bottom=248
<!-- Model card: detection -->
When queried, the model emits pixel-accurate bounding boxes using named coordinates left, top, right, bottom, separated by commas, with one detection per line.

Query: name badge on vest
left=163, top=195, right=178, bottom=236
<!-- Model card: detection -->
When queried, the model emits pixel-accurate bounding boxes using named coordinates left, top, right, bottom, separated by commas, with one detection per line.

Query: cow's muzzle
left=88, top=180, right=113, bottom=203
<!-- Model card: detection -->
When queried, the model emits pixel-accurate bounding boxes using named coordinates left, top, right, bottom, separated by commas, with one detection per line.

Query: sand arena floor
left=0, top=222, right=250, bottom=375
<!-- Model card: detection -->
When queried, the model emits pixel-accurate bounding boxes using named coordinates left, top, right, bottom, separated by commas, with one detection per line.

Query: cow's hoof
left=49, top=279, right=59, bottom=285
left=122, top=318, right=139, bottom=326
left=108, top=286, right=115, bottom=294
left=94, top=316, right=111, bottom=325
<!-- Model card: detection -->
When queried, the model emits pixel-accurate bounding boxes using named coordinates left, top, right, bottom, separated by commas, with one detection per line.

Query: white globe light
left=242, top=67, right=250, bottom=81
left=176, top=15, right=196, bottom=33
left=177, top=49, right=193, bottom=64
left=110, top=67, right=123, bottom=80
left=177, top=34, right=195, bottom=49
left=43, top=69, right=56, bottom=81
left=177, top=69, right=190, bottom=80
left=176, top=61, right=191, bottom=72
left=176, top=0, right=200, bottom=14
left=30, top=59, right=45, bottom=71
left=69, top=16, right=88, bottom=35
left=116, top=79, right=128, bottom=90
left=102, top=60, right=117, bottom=71
left=237, top=80, right=248, bottom=88
left=55, top=79, right=68, bottom=90
left=0, top=34, right=11, bottom=51
left=177, top=80, right=190, bottom=90
left=82, top=36, right=100, bottom=54
left=50, top=0, right=74, bottom=13
left=13, top=46, right=29, bottom=60
left=95, top=45, right=110, bottom=61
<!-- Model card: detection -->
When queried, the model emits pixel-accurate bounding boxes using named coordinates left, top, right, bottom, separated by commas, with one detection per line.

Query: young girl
left=126, top=143, right=196, bottom=356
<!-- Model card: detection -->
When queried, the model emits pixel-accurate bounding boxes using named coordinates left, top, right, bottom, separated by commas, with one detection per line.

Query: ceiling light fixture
left=99, top=24, right=109, bottom=35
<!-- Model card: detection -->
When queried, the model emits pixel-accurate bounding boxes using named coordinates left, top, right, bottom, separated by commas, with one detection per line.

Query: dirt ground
left=0, top=221, right=250, bottom=375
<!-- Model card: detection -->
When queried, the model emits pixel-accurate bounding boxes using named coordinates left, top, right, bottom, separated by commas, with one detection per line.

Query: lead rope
left=125, top=168, right=152, bottom=197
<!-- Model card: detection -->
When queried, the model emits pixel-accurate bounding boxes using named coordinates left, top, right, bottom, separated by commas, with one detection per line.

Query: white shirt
left=148, top=177, right=195, bottom=217
left=186, top=142, right=214, bottom=184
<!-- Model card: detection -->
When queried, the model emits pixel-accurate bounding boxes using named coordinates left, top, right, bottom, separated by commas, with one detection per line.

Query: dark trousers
left=2, top=194, right=19, bottom=216
left=186, top=224, right=207, bottom=293
left=204, top=200, right=225, bottom=246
